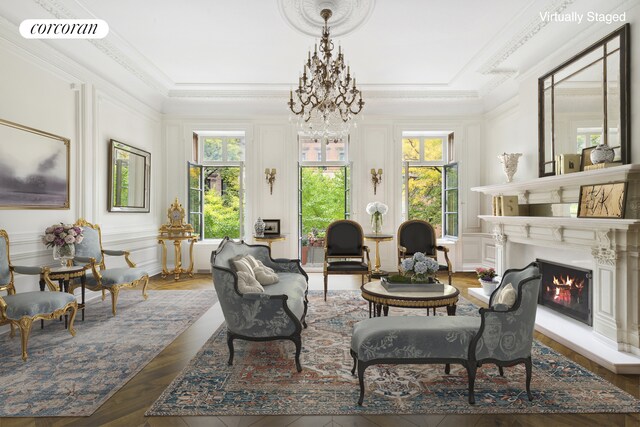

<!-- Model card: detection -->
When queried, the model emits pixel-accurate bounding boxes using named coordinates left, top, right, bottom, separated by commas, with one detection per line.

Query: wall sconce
left=265, top=168, right=276, bottom=195
left=370, top=168, right=383, bottom=195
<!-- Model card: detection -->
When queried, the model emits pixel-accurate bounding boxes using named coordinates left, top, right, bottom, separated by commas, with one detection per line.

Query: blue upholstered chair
left=211, top=238, right=308, bottom=372
left=72, top=219, right=149, bottom=315
left=397, top=220, right=452, bottom=285
left=351, top=262, right=541, bottom=404
left=0, top=230, right=78, bottom=361
left=323, top=220, right=371, bottom=301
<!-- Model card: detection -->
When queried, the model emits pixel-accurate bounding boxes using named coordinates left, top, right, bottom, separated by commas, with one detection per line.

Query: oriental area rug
left=0, top=289, right=217, bottom=417
left=147, top=291, right=640, bottom=416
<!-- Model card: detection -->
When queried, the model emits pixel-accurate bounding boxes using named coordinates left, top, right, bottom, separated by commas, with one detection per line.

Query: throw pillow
left=236, top=271, right=264, bottom=294
left=231, top=256, right=255, bottom=278
left=495, top=283, right=517, bottom=308
left=254, top=266, right=279, bottom=285
left=243, top=254, right=261, bottom=270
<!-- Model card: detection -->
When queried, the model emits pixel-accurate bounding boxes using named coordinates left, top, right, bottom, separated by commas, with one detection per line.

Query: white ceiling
left=0, top=0, right=632, bottom=114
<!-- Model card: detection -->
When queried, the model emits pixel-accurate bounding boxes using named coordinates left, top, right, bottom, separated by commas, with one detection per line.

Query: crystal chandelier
left=288, top=8, right=364, bottom=139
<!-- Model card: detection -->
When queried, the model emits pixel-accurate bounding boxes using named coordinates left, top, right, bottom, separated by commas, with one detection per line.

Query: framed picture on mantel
left=578, top=182, right=627, bottom=219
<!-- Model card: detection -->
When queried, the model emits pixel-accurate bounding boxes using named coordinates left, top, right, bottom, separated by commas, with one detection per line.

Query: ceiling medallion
left=288, top=8, right=364, bottom=139
left=278, top=0, right=375, bottom=37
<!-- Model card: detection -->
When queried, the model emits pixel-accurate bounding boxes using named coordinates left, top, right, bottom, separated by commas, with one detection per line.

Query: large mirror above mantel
left=538, top=24, right=630, bottom=177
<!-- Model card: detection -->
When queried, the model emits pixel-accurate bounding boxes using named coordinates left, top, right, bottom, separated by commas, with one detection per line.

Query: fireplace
left=537, top=259, right=592, bottom=326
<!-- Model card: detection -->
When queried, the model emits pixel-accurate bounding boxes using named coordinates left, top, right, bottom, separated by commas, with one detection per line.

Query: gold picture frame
left=0, top=118, right=70, bottom=209
left=580, top=147, right=595, bottom=171
left=577, top=182, right=627, bottom=218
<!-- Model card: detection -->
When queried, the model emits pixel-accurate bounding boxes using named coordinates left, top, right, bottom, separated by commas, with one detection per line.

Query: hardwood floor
left=1, top=272, right=638, bottom=427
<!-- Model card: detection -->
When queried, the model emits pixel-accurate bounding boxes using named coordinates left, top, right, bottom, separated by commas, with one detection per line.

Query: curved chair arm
left=272, top=258, right=308, bottom=281
left=363, top=245, right=371, bottom=266
left=11, top=265, right=44, bottom=275
left=102, top=249, right=136, bottom=268
left=74, top=256, right=103, bottom=284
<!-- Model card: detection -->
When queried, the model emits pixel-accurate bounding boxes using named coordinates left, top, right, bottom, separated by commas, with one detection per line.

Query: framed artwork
left=263, top=219, right=281, bottom=235
left=580, top=146, right=595, bottom=171
left=0, top=118, right=70, bottom=209
left=108, top=139, right=151, bottom=212
left=578, top=182, right=627, bottom=218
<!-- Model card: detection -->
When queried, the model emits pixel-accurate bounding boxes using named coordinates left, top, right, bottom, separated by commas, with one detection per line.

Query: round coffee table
left=361, top=281, right=460, bottom=317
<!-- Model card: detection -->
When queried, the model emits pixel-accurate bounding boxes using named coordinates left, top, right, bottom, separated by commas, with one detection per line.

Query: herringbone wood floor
left=1, top=272, right=638, bottom=427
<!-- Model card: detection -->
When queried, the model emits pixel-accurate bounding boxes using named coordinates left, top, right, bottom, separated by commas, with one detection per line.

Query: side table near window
left=158, top=198, right=199, bottom=281
left=39, top=265, right=87, bottom=328
left=364, top=234, right=394, bottom=278
left=254, top=235, right=286, bottom=253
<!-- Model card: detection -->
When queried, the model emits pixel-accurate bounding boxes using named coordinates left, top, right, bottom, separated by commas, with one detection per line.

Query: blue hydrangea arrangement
left=400, top=252, right=439, bottom=282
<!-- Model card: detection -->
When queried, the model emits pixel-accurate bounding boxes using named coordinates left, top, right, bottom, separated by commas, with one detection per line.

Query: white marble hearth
left=469, top=288, right=640, bottom=374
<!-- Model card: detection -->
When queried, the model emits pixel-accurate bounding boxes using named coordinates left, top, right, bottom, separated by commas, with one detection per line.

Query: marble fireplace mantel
left=471, top=165, right=640, bottom=373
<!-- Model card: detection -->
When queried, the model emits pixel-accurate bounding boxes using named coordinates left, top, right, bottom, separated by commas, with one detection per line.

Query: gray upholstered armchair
left=211, top=238, right=308, bottom=372
left=72, top=219, right=149, bottom=315
left=0, top=230, right=78, bottom=360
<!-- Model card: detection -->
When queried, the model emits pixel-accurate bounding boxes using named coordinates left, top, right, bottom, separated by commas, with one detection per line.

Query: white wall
left=163, top=115, right=485, bottom=273
left=0, top=38, right=163, bottom=297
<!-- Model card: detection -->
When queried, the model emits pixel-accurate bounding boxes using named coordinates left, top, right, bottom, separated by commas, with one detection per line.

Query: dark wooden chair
left=397, top=220, right=452, bottom=285
left=323, top=220, right=371, bottom=301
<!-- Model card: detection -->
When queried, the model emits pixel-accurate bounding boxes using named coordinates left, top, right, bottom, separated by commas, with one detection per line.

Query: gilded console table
left=158, top=233, right=198, bottom=281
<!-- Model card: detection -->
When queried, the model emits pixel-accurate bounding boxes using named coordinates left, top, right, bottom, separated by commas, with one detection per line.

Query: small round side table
left=254, top=234, right=286, bottom=253
left=364, top=233, right=394, bottom=278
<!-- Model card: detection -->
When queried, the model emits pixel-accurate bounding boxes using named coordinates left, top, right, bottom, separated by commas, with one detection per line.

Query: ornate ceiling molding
left=278, top=0, right=375, bottom=37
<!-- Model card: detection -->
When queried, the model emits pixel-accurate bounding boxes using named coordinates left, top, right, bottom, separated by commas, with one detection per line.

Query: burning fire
left=545, top=275, right=585, bottom=305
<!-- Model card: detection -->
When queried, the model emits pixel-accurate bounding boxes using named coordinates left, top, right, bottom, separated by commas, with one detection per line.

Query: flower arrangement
left=476, top=267, right=497, bottom=282
left=400, top=252, right=439, bottom=283
left=42, top=223, right=84, bottom=248
left=365, top=201, right=388, bottom=234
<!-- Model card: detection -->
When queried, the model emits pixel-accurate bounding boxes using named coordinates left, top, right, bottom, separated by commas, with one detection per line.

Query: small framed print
left=263, top=219, right=281, bottom=235
left=580, top=147, right=595, bottom=171
left=578, top=182, right=627, bottom=218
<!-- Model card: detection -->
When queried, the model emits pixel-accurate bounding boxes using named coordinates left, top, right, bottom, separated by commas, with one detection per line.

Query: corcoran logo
left=19, top=19, right=109, bottom=39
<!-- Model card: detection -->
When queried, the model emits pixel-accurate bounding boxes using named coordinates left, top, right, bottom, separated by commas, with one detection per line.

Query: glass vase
left=53, top=244, right=75, bottom=267
left=371, top=212, right=383, bottom=234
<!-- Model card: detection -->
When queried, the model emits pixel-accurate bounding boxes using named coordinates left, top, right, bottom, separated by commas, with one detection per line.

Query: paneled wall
left=0, top=41, right=163, bottom=297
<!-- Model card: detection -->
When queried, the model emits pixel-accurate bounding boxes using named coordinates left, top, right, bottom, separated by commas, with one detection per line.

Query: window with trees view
left=189, top=132, right=245, bottom=240
left=402, top=132, right=458, bottom=238
left=299, top=136, right=350, bottom=266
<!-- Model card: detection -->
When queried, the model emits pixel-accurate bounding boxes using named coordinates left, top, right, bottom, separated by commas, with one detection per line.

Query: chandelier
left=288, top=8, right=364, bottom=138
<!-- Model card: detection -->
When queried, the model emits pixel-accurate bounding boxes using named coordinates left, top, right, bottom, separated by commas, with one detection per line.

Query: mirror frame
left=108, top=139, right=151, bottom=213
left=538, top=24, right=630, bottom=177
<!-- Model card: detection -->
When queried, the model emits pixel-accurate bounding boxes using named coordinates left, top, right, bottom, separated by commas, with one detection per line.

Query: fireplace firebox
left=537, top=259, right=592, bottom=326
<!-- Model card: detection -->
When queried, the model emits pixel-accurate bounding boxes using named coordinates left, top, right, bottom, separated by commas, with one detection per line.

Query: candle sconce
left=265, top=168, right=276, bottom=195
left=370, top=168, right=383, bottom=195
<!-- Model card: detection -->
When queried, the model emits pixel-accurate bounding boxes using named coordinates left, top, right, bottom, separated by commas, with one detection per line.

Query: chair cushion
left=351, top=316, right=481, bottom=362
left=261, top=272, right=307, bottom=320
left=327, top=261, right=368, bottom=272
left=237, top=271, right=264, bottom=294
left=86, top=267, right=148, bottom=287
left=4, top=291, right=75, bottom=320
left=493, top=283, right=516, bottom=308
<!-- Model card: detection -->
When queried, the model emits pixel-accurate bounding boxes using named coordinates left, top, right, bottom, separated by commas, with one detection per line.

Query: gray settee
left=211, top=237, right=309, bottom=372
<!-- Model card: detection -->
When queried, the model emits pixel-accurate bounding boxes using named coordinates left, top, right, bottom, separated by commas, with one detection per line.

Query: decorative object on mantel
left=254, top=217, right=266, bottom=237
left=264, top=168, right=276, bottom=195
left=42, top=223, right=84, bottom=266
left=491, top=195, right=525, bottom=216
left=554, top=154, right=581, bottom=175
left=158, top=198, right=198, bottom=281
left=497, top=152, right=522, bottom=183
left=584, top=162, right=621, bottom=171
left=365, top=201, right=388, bottom=234
left=577, top=182, right=627, bottom=219
left=590, top=142, right=616, bottom=165
left=476, top=267, right=498, bottom=295
left=370, top=168, right=382, bottom=195
left=288, top=8, right=364, bottom=139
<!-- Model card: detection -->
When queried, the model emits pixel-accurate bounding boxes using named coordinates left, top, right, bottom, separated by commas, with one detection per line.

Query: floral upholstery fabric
left=4, top=291, right=75, bottom=320
left=211, top=239, right=308, bottom=339
left=85, top=267, right=148, bottom=288
left=352, top=316, right=481, bottom=362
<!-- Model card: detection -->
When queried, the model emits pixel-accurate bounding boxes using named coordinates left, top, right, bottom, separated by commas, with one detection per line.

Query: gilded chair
left=323, top=220, right=371, bottom=301
left=72, top=219, right=149, bottom=315
left=397, top=220, right=452, bottom=285
left=0, top=230, right=78, bottom=361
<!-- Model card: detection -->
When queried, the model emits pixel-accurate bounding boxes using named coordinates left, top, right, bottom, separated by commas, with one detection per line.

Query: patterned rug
left=0, top=289, right=217, bottom=417
left=147, top=290, right=640, bottom=416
